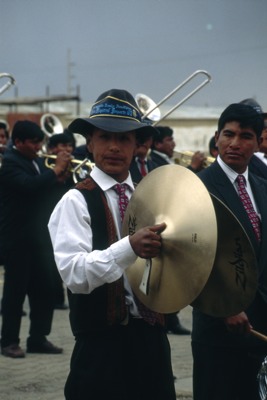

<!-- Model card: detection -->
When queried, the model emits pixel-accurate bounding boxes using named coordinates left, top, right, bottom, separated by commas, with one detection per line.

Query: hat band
left=90, top=96, right=142, bottom=122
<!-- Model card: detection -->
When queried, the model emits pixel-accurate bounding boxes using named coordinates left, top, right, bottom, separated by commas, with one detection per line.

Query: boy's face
left=215, top=121, right=260, bottom=173
left=87, top=129, right=136, bottom=182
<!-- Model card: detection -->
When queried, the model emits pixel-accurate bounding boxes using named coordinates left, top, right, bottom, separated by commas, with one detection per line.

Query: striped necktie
left=113, top=183, right=129, bottom=222
left=138, top=158, right=147, bottom=177
left=236, top=174, right=261, bottom=241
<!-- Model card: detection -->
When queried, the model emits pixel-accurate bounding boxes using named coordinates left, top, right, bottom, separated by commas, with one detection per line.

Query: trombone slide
left=0, top=73, right=16, bottom=95
left=138, top=70, right=212, bottom=125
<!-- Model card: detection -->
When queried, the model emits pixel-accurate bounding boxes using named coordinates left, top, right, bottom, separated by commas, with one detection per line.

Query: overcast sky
left=1, top=0, right=267, bottom=111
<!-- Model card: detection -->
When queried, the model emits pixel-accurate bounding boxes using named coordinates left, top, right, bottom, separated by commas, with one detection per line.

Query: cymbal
left=191, top=194, right=258, bottom=317
left=122, top=164, right=217, bottom=313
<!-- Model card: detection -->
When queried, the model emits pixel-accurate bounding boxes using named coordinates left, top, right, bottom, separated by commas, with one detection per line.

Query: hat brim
left=68, top=117, right=157, bottom=138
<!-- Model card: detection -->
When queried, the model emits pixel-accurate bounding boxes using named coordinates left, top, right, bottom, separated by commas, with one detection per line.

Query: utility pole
left=67, top=48, right=75, bottom=95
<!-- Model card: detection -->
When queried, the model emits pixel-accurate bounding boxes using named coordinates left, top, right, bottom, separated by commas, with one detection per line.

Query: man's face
left=155, top=135, right=175, bottom=158
left=215, top=121, right=260, bottom=173
left=0, top=128, right=7, bottom=145
left=87, top=129, right=136, bottom=182
left=50, top=142, right=74, bottom=155
left=15, top=138, right=43, bottom=159
left=259, top=122, right=267, bottom=154
left=134, top=136, right=153, bottom=159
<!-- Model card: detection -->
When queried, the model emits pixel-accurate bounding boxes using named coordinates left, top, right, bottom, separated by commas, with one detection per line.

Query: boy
left=48, top=89, right=176, bottom=400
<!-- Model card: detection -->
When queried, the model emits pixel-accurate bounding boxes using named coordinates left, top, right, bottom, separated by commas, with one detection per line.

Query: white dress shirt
left=48, top=166, right=140, bottom=315
left=152, top=150, right=175, bottom=164
left=254, top=151, right=267, bottom=166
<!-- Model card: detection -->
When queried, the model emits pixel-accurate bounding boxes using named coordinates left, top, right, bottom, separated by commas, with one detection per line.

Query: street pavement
left=0, top=266, right=193, bottom=399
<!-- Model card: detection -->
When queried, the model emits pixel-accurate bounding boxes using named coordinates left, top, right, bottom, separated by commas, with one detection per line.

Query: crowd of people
left=0, top=89, right=267, bottom=400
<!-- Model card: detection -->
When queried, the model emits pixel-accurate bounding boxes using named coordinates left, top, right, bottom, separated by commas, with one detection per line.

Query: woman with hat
left=48, top=89, right=176, bottom=400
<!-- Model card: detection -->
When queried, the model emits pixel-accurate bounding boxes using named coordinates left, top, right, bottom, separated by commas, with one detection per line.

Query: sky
left=1, top=0, right=267, bottom=112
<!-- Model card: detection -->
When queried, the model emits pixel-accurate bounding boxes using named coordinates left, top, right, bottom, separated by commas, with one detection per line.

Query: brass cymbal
left=191, top=194, right=258, bottom=317
left=122, top=164, right=217, bottom=313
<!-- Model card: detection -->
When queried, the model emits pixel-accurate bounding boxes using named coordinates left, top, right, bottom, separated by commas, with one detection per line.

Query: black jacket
left=0, top=147, right=60, bottom=255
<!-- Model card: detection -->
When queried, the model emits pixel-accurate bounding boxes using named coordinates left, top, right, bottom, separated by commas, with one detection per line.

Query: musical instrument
left=40, top=113, right=65, bottom=153
left=40, top=153, right=95, bottom=183
left=258, top=356, right=267, bottom=400
left=191, top=194, right=258, bottom=317
left=174, top=150, right=215, bottom=168
left=135, top=93, right=161, bottom=122
left=40, top=113, right=64, bottom=138
left=0, top=73, right=16, bottom=95
left=122, top=164, right=218, bottom=313
left=135, top=70, right=212, bottom=125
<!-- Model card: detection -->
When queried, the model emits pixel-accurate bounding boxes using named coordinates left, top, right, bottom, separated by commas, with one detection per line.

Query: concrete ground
left=0, top=266, right=193, bottom=399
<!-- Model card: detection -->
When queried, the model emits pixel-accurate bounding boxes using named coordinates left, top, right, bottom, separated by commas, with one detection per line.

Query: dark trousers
left=65, top=318, right=176, bottom=400
left=1, top=244, right=55, bottom=347
left=192, top=341, right=265, bottom=400
left=192, top=293, right=267, bottom=400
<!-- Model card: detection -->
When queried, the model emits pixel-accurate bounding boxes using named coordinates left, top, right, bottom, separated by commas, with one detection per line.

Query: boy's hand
left=129, top=222, right=166, bottom=259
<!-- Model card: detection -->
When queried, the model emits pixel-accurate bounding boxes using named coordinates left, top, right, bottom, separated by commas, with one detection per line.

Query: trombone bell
left=135, top=93, right=161, bottom=122
left=40, top=114, right=64, bottom=137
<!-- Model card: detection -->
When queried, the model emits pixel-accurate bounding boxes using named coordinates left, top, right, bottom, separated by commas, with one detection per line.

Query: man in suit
left=192, top=103, right=267, bottom=399
left=0, top=120, right=71, bottom=358
left=151, top=125, right=206, bottom=173
left=150, top=126, right=176, bottom=166
left=129, top=130, right=157, bottom=184
left=239, top=98, right=267, bottom=180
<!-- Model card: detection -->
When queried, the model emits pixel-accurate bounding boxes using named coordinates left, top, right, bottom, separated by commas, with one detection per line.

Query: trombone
left=0, top=73, right=16, bottom=96
left=136, top=70, right=212, bottom=126
left=40, top=154, right=95, bottom=184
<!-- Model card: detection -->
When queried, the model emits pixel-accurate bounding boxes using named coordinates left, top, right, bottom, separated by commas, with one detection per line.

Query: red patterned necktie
left=236, top=174, right=261, bottom=241
left=138, top=158, right=147, bottom=177
left=134, top=294, right=165, bottom=326
left=113, top=183, right=129, bottom=222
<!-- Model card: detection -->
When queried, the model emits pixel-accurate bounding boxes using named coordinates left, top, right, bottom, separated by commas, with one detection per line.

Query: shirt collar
left=217, top=155, right=249, bottom=184
left=91, top=165, right=135, bottom=192
left=153, top=150, right=172, bottom=164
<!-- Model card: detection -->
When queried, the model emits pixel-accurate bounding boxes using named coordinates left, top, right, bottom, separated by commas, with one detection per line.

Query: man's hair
left=0, top=122, right=9, bottom=139
left=209, top=136, right=217, bottom=155
left=11, top=120, right=45, bottom=142
left=47, top=132, right=73, bottom=149
left=152, top=126, right=173, bottom=149
left=218, top=103, right=264, bottom=138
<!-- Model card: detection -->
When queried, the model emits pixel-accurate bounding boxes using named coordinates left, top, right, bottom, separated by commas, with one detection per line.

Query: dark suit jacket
left=192, top=160, right=267, bottom=345
left=150, top=150, right=169, bottom=167
left=249, top=154, right=267, bottom=180
left=129, top=157, right=157, bottom=184
left=0, top=147, right=60, bottom=255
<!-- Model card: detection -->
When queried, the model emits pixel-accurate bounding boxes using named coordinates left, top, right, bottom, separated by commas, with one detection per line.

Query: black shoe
left=2, top=344, right=25, bottom=358
left=27, top=339, right=63, bottom=354
left=167, top=323, right=191, bottom=335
